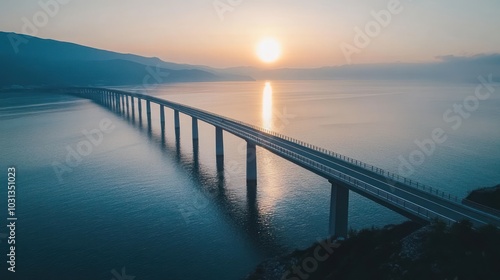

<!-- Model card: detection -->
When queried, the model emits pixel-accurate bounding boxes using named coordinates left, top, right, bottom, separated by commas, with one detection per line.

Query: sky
left=1, top=0, right=500, bottom=68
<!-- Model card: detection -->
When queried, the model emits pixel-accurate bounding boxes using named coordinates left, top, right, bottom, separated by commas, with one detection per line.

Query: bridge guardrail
left=222, top=120, right=458, bottom=226
left=229, top=120, right=461, bottom=205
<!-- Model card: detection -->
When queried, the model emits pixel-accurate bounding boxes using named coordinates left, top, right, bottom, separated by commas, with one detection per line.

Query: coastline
left=247, top=184, right=500, bottom=280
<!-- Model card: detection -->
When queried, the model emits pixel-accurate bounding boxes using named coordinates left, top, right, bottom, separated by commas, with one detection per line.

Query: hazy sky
left=1, top=0, right=500, bottom=68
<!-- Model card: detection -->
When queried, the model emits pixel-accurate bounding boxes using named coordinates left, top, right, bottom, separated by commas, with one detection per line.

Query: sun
left=256, top=38, right=281, bottom=63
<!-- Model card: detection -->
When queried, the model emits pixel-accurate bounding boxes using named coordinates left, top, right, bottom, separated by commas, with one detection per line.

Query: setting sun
left=256, top=38, right=281, bottom=63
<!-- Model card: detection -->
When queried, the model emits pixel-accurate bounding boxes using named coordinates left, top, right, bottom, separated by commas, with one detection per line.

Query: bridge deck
left=68, top=88, right=500, bottom=229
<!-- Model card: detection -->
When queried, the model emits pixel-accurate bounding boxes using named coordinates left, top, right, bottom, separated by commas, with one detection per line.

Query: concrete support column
left=329, top=180, right=349, bottom=238
left=246, top=141, right=257, bottom=186
left=146, top=100, right=152, bottom=125
left=116, top=94, right=120, bottom=111
left=174, top=110, right=180, bottom=130
left=138, top=98, right=142, bottom=119
left=192, top=117, right=199, bottom=141
left=125, top=95, right=129, bottom=113
left=160, top=105, right=165, bottom=131
left=131, top=96, right=135, bottom=117
left=215, top=126, right=224, bottom=157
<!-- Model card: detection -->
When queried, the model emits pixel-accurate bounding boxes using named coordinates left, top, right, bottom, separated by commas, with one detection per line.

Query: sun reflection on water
left=262, top=82, right=273, bottom=129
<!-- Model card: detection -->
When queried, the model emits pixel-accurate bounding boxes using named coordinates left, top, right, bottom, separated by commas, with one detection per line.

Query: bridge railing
left=225, top=122, right=458, bottom=226
left=73, top=88, right=460, bottom=206
left=226, top=120, right=460, bottom=205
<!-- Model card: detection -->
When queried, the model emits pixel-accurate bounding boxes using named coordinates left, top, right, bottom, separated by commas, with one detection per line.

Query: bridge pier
left=160, top=105, right=165, bottom=132
left=131, top=96, right=135, bottom=119
left=215, top=126, right=224, bottom=157
left=117, top=94, right=121, bottom=111
left=192, top=117, right=199, bottom=141
left=246, top=141, right=257, bottom=187
left=115, top=94, right=120, bottom=111
left=329, top=180, right=349, bottom=238
left=138, top=98, right=143, bottom=122
left=174, top=110, right=180, bottom=130
left=146, top=100, right=152, bottom=126
left=125, top=95, right=129, bottom=115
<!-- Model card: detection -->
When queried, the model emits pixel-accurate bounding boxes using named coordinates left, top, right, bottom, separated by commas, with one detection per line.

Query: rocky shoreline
left=246, top=218, right=500, bottom=279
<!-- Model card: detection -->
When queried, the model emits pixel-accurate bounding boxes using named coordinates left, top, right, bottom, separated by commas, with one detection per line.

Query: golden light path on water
left=262, top=82, right=273, bottom=130
left=259, top=81, right=287, bottom=213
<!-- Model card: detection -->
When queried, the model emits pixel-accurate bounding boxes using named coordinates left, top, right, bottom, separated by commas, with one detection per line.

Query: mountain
left=2, top=31, right=499, bottom=87
left=221, top=55, right=500, bottom=82
left=0, top=31, right=254, bottom=87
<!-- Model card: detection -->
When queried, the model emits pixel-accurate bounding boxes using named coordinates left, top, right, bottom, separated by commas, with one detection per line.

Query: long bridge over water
left=63, top=87, right=500, bottom=237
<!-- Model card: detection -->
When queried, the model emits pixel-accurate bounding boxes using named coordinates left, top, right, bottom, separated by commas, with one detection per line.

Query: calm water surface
left=1, top=80, right=499, bottom=279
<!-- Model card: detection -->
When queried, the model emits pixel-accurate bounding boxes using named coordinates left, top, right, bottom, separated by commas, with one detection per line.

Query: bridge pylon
left=192, top=117, right=199, bottom=141
left=246, top=141, right=257, bottom=187
left=215, top=126, right=224, bottom=157
left=329, top=180, right=349, bottom=238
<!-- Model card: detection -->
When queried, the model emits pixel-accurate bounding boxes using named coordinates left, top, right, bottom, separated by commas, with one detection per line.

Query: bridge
left=62, top=87, right=500, bottom=237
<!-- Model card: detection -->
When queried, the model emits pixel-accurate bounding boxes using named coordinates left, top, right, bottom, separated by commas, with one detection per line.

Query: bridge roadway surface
left=72, top=88, right=500, bottom=229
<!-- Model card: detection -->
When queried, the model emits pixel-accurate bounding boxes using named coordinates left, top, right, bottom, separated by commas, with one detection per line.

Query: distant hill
left=2, top=31, right=499, bottom=86
left=0, top=32, right=254, bottom=87
left=221, top=55, right=500, bottom=82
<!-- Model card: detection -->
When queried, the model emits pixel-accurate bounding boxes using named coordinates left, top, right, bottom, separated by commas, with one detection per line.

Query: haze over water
left=1, top=80, right=499, bottom=279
